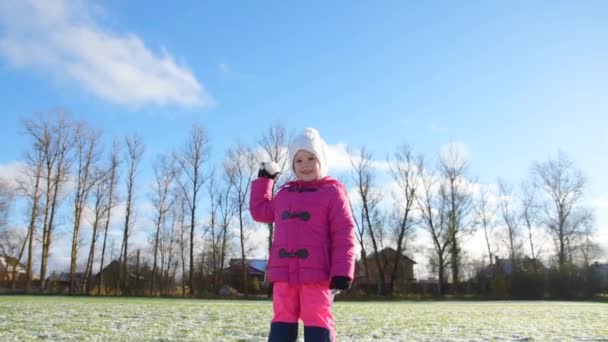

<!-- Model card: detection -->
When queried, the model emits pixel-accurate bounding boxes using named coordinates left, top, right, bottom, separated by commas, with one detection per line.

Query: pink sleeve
left=328, top=183, right=356, bottom=280
left=249, top=178, right=275, bottom=223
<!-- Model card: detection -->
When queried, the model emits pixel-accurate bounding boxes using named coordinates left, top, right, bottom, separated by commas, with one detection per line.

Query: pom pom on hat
left=288, top=128, right=328, bottom=178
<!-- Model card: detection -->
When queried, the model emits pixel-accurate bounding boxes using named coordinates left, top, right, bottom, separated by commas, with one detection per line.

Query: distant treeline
left=0, top=111, right=606, bottom=299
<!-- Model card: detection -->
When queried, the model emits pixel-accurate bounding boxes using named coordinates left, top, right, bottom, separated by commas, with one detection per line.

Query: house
left=355, top=247, right=416, bottom=293
left=226, top=258, right=267, bottom=293
left=473, top=256, right=548, bottom=298
left=0, top=255, right=27, bottom=283
left=480, top=256, right=546, bottom=279
left=94, top=260, right=148, bottom=291
left=590, top=262, right=608, bottom=289
left=415, top=277, right=440, bottom=295
left=227, top=258, right=267, bottom=280
left=46, top=272, right=86, bottom=291
left=95, top=259, right=122, bottom=280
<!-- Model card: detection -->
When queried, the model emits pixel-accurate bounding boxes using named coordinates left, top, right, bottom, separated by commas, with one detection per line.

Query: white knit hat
left=289, top=128, right=328, bottom=178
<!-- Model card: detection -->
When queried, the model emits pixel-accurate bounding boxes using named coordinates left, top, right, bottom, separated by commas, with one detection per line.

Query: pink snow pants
left=272, top=281, right=336, bottom=340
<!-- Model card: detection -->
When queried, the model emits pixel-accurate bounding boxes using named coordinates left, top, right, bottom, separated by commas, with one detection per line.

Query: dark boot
left=304, top=326, right=332, bottom=342
left=268, top=322, right=298, bottom=342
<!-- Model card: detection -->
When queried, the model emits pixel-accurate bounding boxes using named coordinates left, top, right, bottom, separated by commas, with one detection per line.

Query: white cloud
left=326, top=142, right=391, bottom=174
left=326, top=142, right=352, bottom=173
left=247, top=224, right=270, bottom=259
left=0, top=161, right=26, bottom=190
left=0, top=0, right=213, bottom=108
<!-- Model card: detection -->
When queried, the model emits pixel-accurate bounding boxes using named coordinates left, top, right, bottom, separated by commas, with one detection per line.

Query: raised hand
left=258, top=161, right=280, bottom=180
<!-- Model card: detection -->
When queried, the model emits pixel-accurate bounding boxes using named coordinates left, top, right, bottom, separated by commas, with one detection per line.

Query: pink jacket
left=250, top=176, right=356, bottom=284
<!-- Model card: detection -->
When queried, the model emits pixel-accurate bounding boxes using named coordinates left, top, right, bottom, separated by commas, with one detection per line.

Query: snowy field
left=1, top=296, right=607, bottom=341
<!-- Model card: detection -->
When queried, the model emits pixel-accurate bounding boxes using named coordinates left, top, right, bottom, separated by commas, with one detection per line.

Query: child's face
left=293, top=150, right=320, bottom=181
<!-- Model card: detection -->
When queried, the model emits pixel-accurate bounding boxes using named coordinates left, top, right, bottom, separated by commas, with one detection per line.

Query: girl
left=250, top=128, right=356, bottom=342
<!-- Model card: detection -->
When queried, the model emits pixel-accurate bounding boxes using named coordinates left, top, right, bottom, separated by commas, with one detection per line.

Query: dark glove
left=258, top=162, right=280, bottom=180
left=329, top=276, right=351, bottom=290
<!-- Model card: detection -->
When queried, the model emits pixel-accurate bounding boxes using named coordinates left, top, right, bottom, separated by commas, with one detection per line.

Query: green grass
left=1, top=296, right=607, bottom=341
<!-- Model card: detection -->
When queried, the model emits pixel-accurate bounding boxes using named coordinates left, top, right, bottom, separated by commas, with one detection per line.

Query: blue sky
left=0, top=1, right=607, bottom=271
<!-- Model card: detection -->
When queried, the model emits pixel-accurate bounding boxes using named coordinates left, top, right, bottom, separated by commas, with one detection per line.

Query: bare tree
left=98, top=141, right=120, bottom=295
left=497, top=180, right=522, bottom=272
left=565, top=208, right=594, bottom=265
left=225, top=143, right=257, bottom=296
left=204, top=171, right=220, bottom=292
left=416, top=160, right=452, bottom=295
left=0, top=179, right=25, bottom=290
left=150, top=154, right=177, bottom=295
left=387, top=145, right=421, bottom=294
left=439, top=145, right=474, bottom=288
left=577, top=221, right=601, bottom=268
left=351, top=147, right=387, bottom=295
left=216, top=179, right=234, bottom=288
left=473, top=186, right=497, bottom=270
left=0, top=180, right=11, bottom=239
left=174, top=193, right=189, bottom=296
left=69, top=123, right=102, bottom=294
left=120, top=135, right=144, bottom=293
left=257, top=123, right=291, bottom=291
left=82, top=167, right=110, bottom=294
left=18, top=147, right=44, bottom=291
left=23, top=112, right=74, bottom=290
left=159, top=197, right=180, bottom=295
left=532, top=151, right=593, bottom=269
left=0, top=228, right=29, bottom=291
left=348, top=191, right=369, bottom=283
left=174, top=124, right=210, bottom=297
left=203, top=170, right=235, bottom=293
left=520, top=181, right=540, bottom=271
left=0, top=179, right=11, bottom=231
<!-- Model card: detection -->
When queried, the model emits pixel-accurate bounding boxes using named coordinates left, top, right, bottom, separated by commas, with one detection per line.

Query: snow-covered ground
left=0, top=296, right=606, bottom=341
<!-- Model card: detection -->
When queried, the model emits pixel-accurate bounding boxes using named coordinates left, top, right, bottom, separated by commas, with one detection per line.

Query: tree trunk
left=82, top=210, right=101, bottom=294
left=12, top=230, right=30, bottom=291
left=41, top=174, right=62, bottom=291
left=24, top=164, right=42, bottom=292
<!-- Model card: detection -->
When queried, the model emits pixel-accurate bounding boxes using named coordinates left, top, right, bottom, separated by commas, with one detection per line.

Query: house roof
left=94, top=260, right=143, bottom=279
left=248, top=259, right=267, bottom=273
left=227, top=259, right=268, bottom=275
left=363, top=247, right=416, bottom=264
left=48, top=272, right=86, bottom=282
